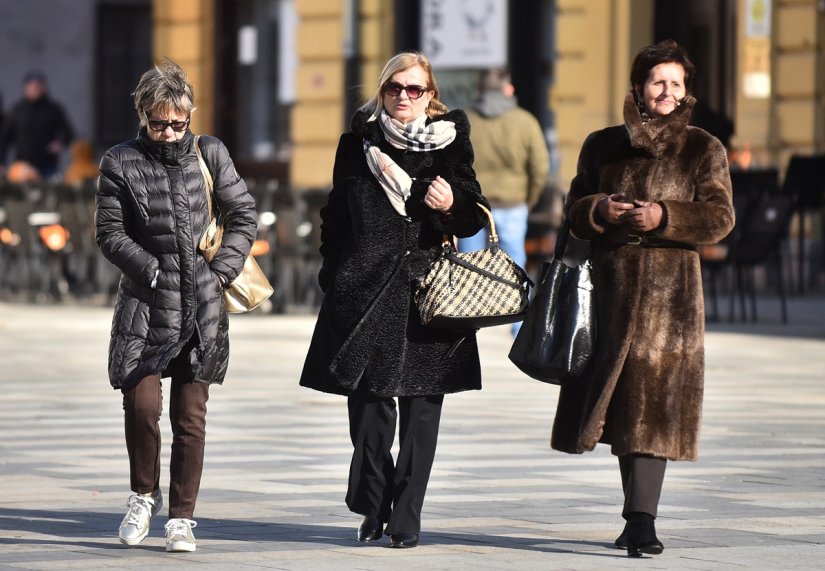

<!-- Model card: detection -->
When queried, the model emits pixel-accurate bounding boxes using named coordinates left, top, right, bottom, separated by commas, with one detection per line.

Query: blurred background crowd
left=0, top=0, right=823, bottom=321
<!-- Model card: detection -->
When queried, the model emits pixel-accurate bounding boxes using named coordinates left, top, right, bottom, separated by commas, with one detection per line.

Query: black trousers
left=346, top=392, right=444, bottom=535
left=618, top=454, right=667, bottom=518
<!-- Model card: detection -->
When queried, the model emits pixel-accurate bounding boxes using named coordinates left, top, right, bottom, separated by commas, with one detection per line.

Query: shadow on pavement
left=0, top=507, right=625, bottom=558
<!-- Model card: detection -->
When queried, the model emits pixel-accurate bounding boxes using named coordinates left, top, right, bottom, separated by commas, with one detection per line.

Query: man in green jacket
left=459, top=68, right=549, bottom=334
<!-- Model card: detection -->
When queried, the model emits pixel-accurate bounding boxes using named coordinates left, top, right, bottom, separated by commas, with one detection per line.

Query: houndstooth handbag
left=415, top=203, right=531, bottom=330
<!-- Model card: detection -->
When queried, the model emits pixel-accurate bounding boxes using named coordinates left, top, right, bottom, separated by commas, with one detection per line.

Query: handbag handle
left=555, top=218, right=591, bottom=266
left=554, top=219, right=571, bottom=258
left=475, top=202, right=498, bottom=244
left=441, top=201, right=498, bottom=249
left=194, top=135, right=215, bottom=221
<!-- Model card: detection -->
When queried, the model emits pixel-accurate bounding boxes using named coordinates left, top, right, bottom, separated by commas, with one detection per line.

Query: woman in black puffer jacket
left=96, top=59, right=256, bottom=553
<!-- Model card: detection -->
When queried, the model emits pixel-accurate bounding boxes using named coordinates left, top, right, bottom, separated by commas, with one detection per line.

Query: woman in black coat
left=300, top=52, right=489, bottom=548
left=96, top=59, right=256, bottom=553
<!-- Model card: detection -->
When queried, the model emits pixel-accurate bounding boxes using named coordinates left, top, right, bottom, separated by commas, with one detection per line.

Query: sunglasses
left=382, top=81, right=429, bottom=100
left=144, top=112, right=190, bottom=132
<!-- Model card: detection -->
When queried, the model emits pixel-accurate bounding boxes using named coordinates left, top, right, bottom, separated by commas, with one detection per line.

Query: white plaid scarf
left=363, top=111, right=456, bottom=216
left=378, top=110, right=456, bottom=151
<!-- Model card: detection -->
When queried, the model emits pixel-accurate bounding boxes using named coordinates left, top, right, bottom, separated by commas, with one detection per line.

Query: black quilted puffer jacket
left=96, top=129, right=257, bottom=390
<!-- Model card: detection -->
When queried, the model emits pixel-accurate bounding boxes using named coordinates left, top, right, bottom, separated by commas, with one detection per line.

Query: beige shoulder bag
left=195, top=135, right=274, bottom=313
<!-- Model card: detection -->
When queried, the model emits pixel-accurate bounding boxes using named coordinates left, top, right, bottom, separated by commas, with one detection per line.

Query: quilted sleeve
left=95, top=150, right=160, bottom=287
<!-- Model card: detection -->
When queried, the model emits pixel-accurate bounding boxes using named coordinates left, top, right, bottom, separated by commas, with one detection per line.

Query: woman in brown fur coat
left=550, top=40, right=734, bottom=557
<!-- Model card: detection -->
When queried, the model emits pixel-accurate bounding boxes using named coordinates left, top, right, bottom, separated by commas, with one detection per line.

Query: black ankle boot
left=614, top=522, right=629, bottom=549
left=625, top=512, right=663, bottom=557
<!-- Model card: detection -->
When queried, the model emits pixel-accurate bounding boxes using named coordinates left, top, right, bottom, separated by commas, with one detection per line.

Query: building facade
left=2, top=0, right=823, bottom=190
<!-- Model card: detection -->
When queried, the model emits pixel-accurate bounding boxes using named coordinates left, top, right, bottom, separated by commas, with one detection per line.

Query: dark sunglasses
left=382, top=81, right=429, bottom=100
left=144, top=112, right=190, bottom=133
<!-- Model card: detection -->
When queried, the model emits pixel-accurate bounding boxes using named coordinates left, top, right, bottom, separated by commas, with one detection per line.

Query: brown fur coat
left=550, top=93, right=734, bottom=461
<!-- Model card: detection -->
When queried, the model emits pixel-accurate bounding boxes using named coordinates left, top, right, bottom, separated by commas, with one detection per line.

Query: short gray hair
left=132, top=58, right=195, bottom=126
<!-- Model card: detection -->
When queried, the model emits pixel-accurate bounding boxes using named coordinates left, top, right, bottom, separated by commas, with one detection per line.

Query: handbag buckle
left=626, top=234, right=643, bottom=245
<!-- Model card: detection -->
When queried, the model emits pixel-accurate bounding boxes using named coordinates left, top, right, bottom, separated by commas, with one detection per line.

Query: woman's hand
left=424, top=176, right=454, bottom=212
left=625, top=200, right=663, bottom=232
left=597, top=194, right=634, bottom=224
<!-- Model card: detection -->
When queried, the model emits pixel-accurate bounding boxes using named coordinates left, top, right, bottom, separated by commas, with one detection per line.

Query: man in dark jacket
left=0, top=70, right=74, bottom=180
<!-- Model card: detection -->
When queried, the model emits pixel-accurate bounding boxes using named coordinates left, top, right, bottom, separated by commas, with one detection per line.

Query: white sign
left=238, top=26, right=258, bottom=65
left=745, top=0, right=771, bottom=37
left=421, top=0, right=507, bottom=68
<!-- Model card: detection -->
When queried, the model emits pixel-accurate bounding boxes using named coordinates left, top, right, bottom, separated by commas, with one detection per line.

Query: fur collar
left=623, top=91, right=695, bottom=158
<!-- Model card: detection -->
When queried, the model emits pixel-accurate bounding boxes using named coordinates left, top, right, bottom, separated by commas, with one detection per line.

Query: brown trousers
left=619, top=454, right=667, bottom=518
left=122, top=372, right=209, bottom=519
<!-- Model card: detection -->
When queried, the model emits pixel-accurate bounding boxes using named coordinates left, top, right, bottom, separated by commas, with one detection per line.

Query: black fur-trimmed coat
left=96, top=129, right=257, bottom=390
left=299, top=109, right=490, bottom=398
left=550, top=93, right=734, bottom=461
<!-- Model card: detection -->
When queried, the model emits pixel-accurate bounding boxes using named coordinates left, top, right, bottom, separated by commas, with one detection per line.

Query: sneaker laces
left=165, top=518, right=197, bottom=536
left=123, top=495, right=154, bottom=525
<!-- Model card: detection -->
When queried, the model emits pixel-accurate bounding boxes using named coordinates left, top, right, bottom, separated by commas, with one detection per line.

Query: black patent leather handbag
left=508, top=219, right=595, bottom=385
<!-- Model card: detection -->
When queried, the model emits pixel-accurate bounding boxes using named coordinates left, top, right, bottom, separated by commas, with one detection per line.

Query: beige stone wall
left=769, top=0, right=824, bottom=168
left=552, top=0, right=653, bottom=189
left=291, top=0, right=393, bottom=189
left=735, top=0, right=825, bottom=171
left=149, top=1, right=825, bottom=192
left=291, top=1, right=344, bottom=189
left=152, top=0, right=214, bottom=135
left=359, top=0, right=394, bottom=104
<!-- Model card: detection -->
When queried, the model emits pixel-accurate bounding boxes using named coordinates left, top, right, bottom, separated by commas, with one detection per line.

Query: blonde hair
left=132, top=58, right=196, bottom=127
left=359, top=52, right=448, bottom=120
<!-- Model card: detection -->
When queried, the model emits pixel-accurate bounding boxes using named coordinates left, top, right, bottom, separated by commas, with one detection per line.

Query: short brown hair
left=132, top=58, right=195, bottom=127
left=478, top=68, right=511, bottom=92
left=630, top=39, right=695, bottom=96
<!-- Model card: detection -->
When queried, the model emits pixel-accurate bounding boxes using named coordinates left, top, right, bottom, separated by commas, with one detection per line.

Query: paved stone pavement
left=0, top=298, right=823, bottom=570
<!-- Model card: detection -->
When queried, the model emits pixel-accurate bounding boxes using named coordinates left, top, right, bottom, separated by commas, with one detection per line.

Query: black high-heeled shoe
left=356, top=516, right=383, bottom=542
left=626, top=514, right=664, bottom=557
left=389, top=532, right=419, bottom=548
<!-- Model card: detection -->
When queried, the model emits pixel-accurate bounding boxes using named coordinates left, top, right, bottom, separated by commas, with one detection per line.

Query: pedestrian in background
left=0, top=70, right=74, bottom=180
left=459, top=67, right=549, bottom=335
left=550, top=40, right=734, bottom=557
left=300, top=51, right=489, bottom=549
left=96, top=59, right=256, bottom=552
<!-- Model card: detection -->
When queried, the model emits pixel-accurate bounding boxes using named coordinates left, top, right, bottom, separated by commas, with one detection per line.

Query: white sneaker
left=118, top=490, right=163, bottom=546
left=165, top=518, right=197, bottom=552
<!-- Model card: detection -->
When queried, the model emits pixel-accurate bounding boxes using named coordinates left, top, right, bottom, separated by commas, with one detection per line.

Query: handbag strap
left=194, top=135, right=215, bottom=221
left=554, top=218, right=571, bottom=258
left=555, top=218, right=591, bottom=266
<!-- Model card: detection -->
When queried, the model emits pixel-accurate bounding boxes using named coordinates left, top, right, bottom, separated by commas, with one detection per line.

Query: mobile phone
left=611, top=193, right=633, bottom=204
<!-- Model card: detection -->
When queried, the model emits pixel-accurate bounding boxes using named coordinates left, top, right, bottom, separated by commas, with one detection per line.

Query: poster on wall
left=421, top=0, right=507, bottom=68
left=743, top=0, right=771, bottom=98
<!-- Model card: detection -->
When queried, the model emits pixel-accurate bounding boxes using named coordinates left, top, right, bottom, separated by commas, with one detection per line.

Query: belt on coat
left=602, top=234, right=696, bottom=250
